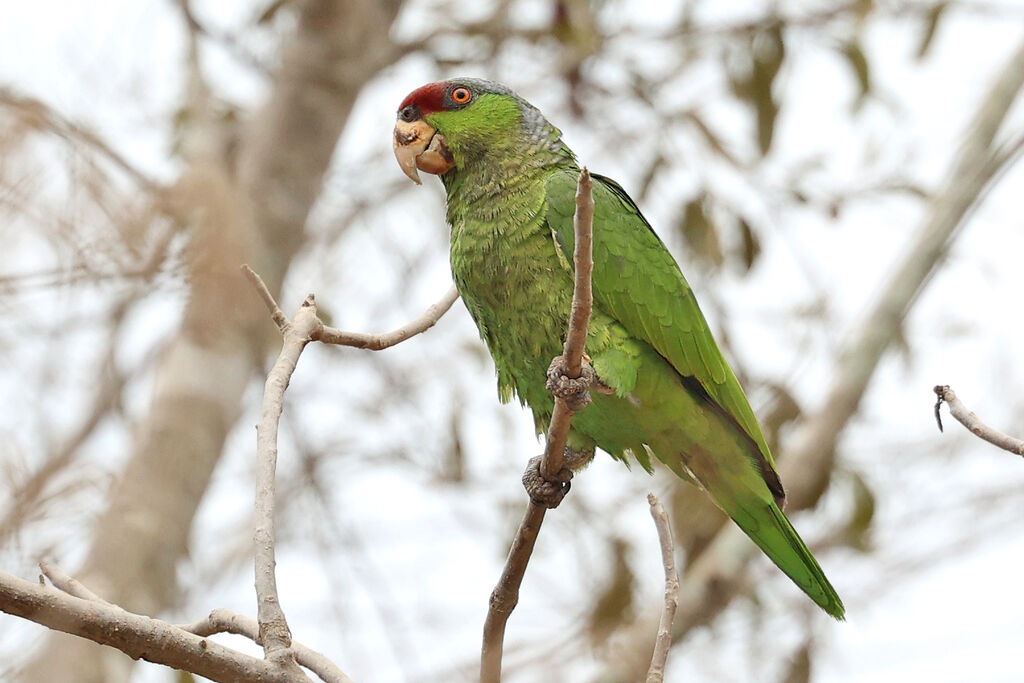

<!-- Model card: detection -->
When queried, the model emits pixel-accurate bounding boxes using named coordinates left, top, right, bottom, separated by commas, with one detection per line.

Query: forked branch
left=243, top=264, right=459, bottom=673
left=0, top=565, right=318, bottom=683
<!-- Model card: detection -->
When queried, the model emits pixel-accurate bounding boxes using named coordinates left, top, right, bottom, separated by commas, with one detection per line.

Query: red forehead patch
left=398, top=81, right=448, bottom=115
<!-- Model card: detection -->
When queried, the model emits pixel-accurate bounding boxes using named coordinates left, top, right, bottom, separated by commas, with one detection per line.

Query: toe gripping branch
left=522, top=455, right=573, bottom=508
left=521, top=355, right=601, bottom=508
left=546, top=354, right=601, bottom=410
left=522, top=446, right=595, bottom=509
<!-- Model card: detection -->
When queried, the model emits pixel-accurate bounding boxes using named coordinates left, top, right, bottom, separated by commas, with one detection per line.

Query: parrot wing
left=544, top=168, right=784, bottom=501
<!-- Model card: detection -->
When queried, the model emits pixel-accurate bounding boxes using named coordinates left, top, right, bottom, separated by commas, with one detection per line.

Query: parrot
left=392, top=78, right=844, bottom=619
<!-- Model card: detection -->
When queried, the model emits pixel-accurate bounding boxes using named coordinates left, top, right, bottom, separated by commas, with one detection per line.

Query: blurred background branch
left=935, top=385, right=1024, bottom=457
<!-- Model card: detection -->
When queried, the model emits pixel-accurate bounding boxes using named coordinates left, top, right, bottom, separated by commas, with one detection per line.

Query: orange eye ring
left=451, top=87, right=472, bottom=104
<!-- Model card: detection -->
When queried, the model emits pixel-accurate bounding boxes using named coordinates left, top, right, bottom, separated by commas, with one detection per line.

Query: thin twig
left=480, top=504, right=546, bottom=683
left=480, top=168, right=595, bottom=683
left=243, top=265, right=458, bottom=347
left=934, top=385, right=1024, bottom=457
left=645, top=493, right=678, bottom=683
left=563, top=170, right=595, bottom=378
left=317, top=285, right=459, bottom=349
left=242, top=264, right=288, bottom=330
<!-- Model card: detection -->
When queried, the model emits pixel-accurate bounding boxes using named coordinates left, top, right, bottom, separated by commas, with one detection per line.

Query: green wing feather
left=544, top=168, right=844, bottom=619
left=545, top=169, right=782, bottom=496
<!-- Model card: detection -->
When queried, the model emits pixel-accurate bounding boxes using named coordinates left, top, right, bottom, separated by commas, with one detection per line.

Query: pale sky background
left=2, top=1, right=1024, bottom=682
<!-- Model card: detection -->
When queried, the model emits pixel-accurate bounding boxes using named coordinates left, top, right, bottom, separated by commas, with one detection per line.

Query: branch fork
left=242, top=264, right=459, bottom=674
left=0, top=562, right=345, bottom=682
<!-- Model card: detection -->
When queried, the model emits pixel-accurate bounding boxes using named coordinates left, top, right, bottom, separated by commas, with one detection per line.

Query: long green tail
left=730, top=500, right=845, bottom=619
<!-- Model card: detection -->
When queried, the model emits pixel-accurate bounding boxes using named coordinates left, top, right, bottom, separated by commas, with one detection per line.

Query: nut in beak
left=393, top=119, right=454, bottom=184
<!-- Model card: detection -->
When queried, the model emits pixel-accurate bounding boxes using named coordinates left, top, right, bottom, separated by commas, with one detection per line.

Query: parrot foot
left=521, top=447, right=595, bottom=508
left=546, top=356, right=595, bottom=411
left=522, top=455, right=573, bottom=508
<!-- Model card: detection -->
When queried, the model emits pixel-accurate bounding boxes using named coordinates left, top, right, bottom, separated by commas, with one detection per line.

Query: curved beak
left=393, top=119, right=455, bottom=185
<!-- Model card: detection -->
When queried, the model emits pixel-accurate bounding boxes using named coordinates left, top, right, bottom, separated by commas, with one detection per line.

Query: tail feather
left=732, top=500, right=846, bottom=619
left=667, top=442, right=844, bottom=617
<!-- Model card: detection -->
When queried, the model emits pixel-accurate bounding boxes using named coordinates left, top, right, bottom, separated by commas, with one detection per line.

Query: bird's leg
left=521, top=446, right=595, bottom=508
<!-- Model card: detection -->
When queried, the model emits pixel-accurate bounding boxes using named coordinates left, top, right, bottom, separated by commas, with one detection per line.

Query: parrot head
left=393, top=78, right=571, bottom=185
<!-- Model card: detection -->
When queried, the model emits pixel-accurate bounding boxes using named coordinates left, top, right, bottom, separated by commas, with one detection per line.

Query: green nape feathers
left=394, top=78, right=844, bottom=619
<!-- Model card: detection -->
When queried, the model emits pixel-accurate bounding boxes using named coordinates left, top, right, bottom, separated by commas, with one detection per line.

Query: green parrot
left=393, top=78, right=844, bottom=618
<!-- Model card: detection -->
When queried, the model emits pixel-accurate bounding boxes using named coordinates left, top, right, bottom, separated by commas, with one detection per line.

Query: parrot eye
left=450, top=87, right=472, bottom=105
left=398, top=105, right=420, bottom=122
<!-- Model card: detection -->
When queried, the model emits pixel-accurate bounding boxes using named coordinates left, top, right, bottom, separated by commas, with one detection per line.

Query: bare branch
left=481, top=168, right=595, bottom=683
left=243, top=264, right=458, bottom=348
left=0, top=571, right=308, bottom=683
left=563, top=169, right=596, bottom=379
left=480, top=503, right=546, bottom=683
left=179, top=609, right=354, bottom=683
left=934, top=385, right=1024, bottom=457
left=28, top=560, right=352, bottom=682
left=646, top=493, right=678, bottom=683
left=255, top=294, right=322, bottom=676
left=317, top=285, right=459, bottom=349
left=242, top=259, right=462, bottom=673
left=244, top=262, right=461, bottom=677
left=542, top=168, right=595, bottom=480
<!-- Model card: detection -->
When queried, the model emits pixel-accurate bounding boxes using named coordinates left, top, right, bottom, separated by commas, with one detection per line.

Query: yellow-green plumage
left=402, top=78, right=843, bottom=618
